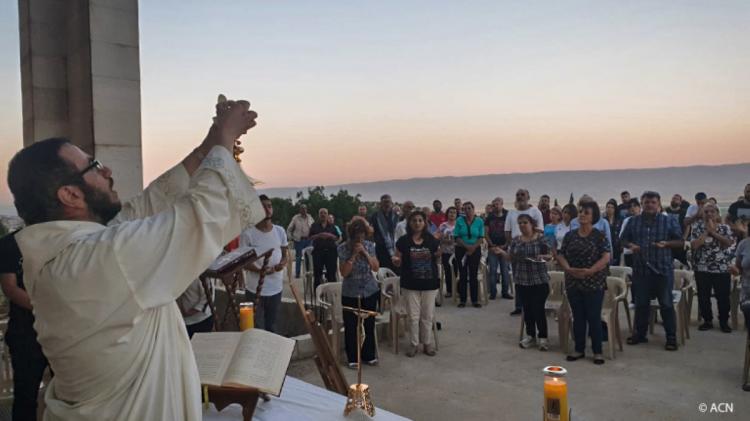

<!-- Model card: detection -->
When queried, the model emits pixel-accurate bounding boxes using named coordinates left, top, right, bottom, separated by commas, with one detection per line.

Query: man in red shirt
left=429, top=199, right=447, bottom=228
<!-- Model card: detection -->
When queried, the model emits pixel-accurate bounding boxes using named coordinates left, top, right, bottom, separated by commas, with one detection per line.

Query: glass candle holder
left=543, top=366, right=569, bottom=421
left=239, top=302, right=254, bottom=331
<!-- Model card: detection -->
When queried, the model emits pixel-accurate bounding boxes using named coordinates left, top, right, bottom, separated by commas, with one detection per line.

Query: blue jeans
left=567, top=288, right=605, bottom=354
left=632, top=271, right=676, bottom=340
left=245, top=291, right=283, bottom=333
left=293, top=239, right=311, bottom=278
left=487, top=252, right=511, bottom=297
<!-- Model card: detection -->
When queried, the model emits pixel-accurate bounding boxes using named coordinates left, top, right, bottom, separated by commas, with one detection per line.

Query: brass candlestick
left=342, top=298, right=378, bottom=417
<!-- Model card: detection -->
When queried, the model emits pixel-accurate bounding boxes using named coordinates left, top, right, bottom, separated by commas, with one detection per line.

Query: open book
left=191, top=329, right=296, bottom=396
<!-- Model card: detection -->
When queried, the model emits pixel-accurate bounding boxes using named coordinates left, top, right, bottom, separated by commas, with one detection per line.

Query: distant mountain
left=260, top=163, right=750, bottom=207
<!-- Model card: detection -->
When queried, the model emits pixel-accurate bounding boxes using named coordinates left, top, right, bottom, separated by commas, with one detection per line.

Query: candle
left=543, top=366, right=569, bottom=421
left=239, top=302, right=254, bottom=331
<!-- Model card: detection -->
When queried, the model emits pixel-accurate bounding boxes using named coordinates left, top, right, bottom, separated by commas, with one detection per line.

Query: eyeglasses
left=77, top=159, right=104, bottom=177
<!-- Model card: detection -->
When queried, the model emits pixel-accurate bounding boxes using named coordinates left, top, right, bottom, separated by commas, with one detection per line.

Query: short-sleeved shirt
left=687, top=220, right=735, bottom=273
left=735, top=239, right=750, bottom=310
left=560, top=229, right=611, bottom=291
left=505, top=207, right=545, bottom=238
left=429, top=212, right=447, bottom=229
left=239, top=225, right=289, bottom=296
left=454, top=216, right=485, bottom=246
left=396, top=235, right=440, bottom=291
left=620, top=213, right=682, bottom=281
left=0, top=231, right=36, bottom=337
left=309, top=222, right=339, bottom=251
left=728, top=199, right=750, bottom=222
left=485, top=211, right=508, bottom=246
left=437, top=222, right=456, bottom=254
left=337, top=241, right=379, bottom=298
left=509, top=235, right=551, bottom=286
left=617, top=203, right=630, bottom=220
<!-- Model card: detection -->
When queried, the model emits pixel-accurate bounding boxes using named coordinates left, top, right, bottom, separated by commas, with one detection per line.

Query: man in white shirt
left=242, top=194, right=289, bottom=333
left=395, top=200, right=416, bottom=241
left=287, top=204, right=314, bottom=278
left=684, top=192, right=707, bottom=228
left=8, top=98, right=262, bottom=421
left=504, top=189, right=544, bottom=315
left=177, top=278, right=214, bottom=338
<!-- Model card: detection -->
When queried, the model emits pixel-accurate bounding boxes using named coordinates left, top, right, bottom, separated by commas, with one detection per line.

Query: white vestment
left=16, top=146, right=263, bottom=421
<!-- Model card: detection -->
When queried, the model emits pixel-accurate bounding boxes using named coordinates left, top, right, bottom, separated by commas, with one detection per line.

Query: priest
left=7, top=98, right=263, bottom=420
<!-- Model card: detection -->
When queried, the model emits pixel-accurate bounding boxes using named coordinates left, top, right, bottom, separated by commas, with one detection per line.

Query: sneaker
left=405, top=346, right=418, bottom=357
left=510, top=309, right=522, bottom=316
left=698, top=322, right=713, bottom=331
left=347, top=362, right=359, bottom=370
left=365, top=358, right=379, bottom=366
left=720, top=323, right=732, bottom=333
left=519, top=336, right=536, bottom=349
left=593, top=354, right=605, bottom=365
left=538, top=338, right=549, bottom=351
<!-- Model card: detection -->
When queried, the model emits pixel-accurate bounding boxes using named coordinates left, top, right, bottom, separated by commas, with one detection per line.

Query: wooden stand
left=200, top=248, right=273, bottom=331
left=207, top=386, right=260, bottom=421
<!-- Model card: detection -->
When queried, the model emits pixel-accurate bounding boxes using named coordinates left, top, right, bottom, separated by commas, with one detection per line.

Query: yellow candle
left=543, top=366, right=569, bottom=421
left=239, top=303, right=254, bottom=331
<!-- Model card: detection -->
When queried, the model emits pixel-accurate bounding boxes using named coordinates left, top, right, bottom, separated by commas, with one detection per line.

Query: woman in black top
left=309, top=207, right=340, bottom=288
left=393, top=211, right=441, bottom=357
left=604, top=198, right=621, bottom=265
left=556, top=201, right=611, bottom=365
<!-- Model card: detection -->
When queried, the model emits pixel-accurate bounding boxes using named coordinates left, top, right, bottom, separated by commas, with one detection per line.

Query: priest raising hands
left=7, top=97, right=264, bottom=421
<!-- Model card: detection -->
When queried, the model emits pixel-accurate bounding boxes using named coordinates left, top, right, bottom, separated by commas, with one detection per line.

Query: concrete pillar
left=19, top=0, right=143, bottom=200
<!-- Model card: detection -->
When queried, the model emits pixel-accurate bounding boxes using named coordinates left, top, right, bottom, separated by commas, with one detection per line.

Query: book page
left=191, top=332, right=242, bottom=386
left=222, top=329, right=296, bottom=395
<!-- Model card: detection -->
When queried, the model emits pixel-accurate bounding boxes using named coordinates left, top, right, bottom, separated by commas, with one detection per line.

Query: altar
left=204, top=376, right=411, bottom=421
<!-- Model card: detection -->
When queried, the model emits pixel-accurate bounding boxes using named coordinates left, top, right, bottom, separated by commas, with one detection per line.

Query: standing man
left=395, top=200, right=416, bottom=241
left=329, top=213, right=343, bottom=241
left=309, top=208, right=340, bottom=287
left=0, top=229, right=49, bottom=420
left=619, top=198, right=642, bottom=267
left=538, top=194, right=552, bottom=225
left=665, top=194, right=690, bottom=264
left=684, top=192, right=708, bottom=228
left=430, top=199, right=447, bottom=228
left=617, top=191, right=631, bottom=220
left=370, top=194, right=399, bottom=270
left=728, top=183, right=750, bottom=224
left=358, top=205, right=369, bottom=219
left=454, top=198, right=465, bottom=217
left=505, top=189, right=544, bottom=315
left=242, top=195, right=289, bottom=333
left=287, top=204, right=314, bottom=279
left=177, top=278, right=214, bottom=338
left=485, top=197, right=511, bottom=300
left=621, top=191, right=684, bottom=351
left=7, top=98, right=262, bottom=420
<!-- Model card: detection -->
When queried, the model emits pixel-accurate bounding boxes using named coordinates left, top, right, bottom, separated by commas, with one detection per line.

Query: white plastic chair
left=649, top=269, right=692, bottom=344
left=609, top=266, right=633, bottom=335
left=519, top=271, right=571, bottom=352
left=381, top=276, right=438, bottom=354
left=316, top=282, right=344, bottom=363
left=602, top=276, right=627, bottom=359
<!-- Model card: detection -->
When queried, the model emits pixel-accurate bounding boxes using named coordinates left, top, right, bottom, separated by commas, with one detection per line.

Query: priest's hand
left=214, top=98, right=258, bottom=151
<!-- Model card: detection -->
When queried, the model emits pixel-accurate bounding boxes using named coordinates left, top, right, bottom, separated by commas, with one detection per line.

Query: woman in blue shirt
left=454, top=202, right=485, bottom=308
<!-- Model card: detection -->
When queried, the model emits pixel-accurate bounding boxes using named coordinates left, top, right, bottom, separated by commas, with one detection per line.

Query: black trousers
left=342, top=292, right=379, bottom=363
left=441, top=253, right=457, bottom=294
left=186, top=316, right=214, bottom=338
left=695, top=271, right=731, bottom=324
left=517, top=283, right=550, bottom=339
left=313, top=248, right=338, bottom=288
left=455, top=246, right=481, bottom=304
left=245, top=291, right=283, bottom=333
left=6, top=331, right=48, bottom=421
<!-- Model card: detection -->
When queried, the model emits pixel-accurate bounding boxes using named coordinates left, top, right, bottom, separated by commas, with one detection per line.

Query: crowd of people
left=278, top=184, right=750, bottom=373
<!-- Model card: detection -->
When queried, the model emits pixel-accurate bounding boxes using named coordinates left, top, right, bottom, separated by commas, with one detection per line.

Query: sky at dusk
left=1, top=1, right=749, bottom=206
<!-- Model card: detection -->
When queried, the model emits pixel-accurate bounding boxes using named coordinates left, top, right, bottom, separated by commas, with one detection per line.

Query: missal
left=191, top=329, right=296, bottom=396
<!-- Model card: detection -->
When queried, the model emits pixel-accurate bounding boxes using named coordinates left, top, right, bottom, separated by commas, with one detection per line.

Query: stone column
left=19, top=0, right=143, bottom=199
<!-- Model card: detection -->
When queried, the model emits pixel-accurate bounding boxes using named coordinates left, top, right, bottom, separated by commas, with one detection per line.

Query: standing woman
left=544, top=207, right=563, bottom=248
left=556, top=201, right=611, bottom=364
left=688, top=203, right=736, bottom=332
left=454, top=202, right=485, bottom=308
left=501, top=214, right=552, bottom=350
left=337, top=218, right=381, bottom=368
left=604, top=199, right=622, bottom=265
left=435, top=206, right=459, bottom=298
left=556, top=204, right=577, bottom=251
left=392, top=211, right=441, bottom=357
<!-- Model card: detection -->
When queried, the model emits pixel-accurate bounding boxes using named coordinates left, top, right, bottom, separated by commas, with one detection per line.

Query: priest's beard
left=81, top=183, right=122, bottom=225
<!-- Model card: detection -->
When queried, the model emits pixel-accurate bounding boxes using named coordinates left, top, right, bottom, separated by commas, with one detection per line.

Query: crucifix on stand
left=342, top=297, right=379, bottom=417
